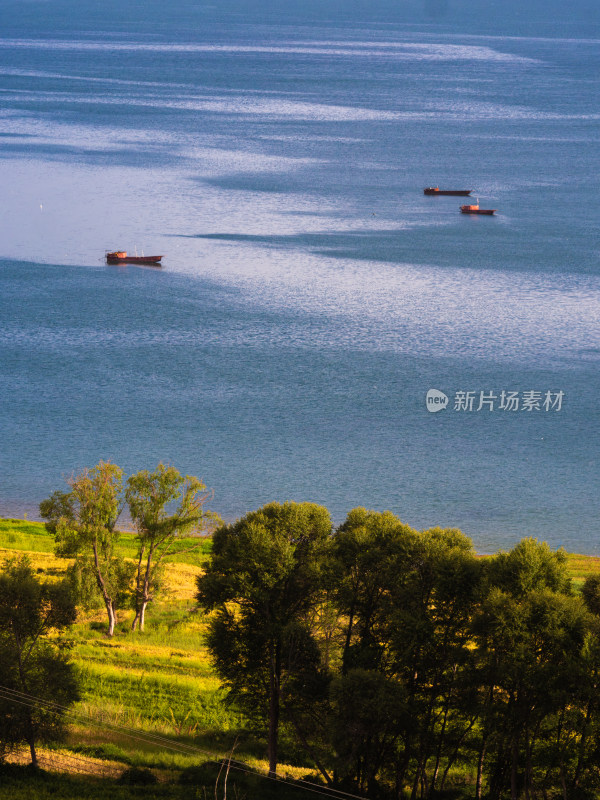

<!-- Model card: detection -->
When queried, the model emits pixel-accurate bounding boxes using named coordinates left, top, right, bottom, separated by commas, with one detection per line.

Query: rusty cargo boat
left=106, top=251, right=163, bottom=265
left=424, top=187, right=472, bottom=196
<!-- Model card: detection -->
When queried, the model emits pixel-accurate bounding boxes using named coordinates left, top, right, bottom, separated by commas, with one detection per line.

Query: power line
left=1, top=684, right=353, bottom=800
left=20, top=748, right=122, bottom=778
left=0, top=684, right=368, bottom=800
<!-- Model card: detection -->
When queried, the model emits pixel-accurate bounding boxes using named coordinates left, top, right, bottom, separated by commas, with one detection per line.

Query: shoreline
left=2, top=515, right=600, bottom=566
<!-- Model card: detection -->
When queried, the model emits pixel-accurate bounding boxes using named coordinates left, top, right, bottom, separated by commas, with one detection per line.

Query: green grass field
left=0, top=518, right=212, bottom=566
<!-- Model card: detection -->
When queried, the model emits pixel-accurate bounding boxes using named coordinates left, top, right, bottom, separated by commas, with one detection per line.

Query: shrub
left=178, top=761, right=224, bottom=785
left=117, top=766, right=158, bottom=785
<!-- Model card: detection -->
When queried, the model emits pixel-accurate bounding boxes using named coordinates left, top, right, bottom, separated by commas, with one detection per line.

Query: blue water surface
left=0, top=0, right=598, bottom=552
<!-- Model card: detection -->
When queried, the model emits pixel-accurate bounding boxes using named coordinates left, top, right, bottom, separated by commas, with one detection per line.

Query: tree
left=0, top=557, right=79, bottom=766
left=486, top=537, right=571, bottom=597
left=581, top=574, right=600, bottom=617
left=125, top=463, right=217, bottom=631
left=329, top=510, right=483, bottom=799
left=472, top=539, right=588, bottom=800
left=196, top=501, right=332, bottom=778
left=330, top=508, right=415, bottom=677
left=40, top=461, right=131, bottom=636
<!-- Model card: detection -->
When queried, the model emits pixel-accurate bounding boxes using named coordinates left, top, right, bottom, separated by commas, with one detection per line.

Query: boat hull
left=106, top=255, right=163, bottom=265
left=459, top=207, right=495, bottom=215
left=424, top=188, right=472, bottom=196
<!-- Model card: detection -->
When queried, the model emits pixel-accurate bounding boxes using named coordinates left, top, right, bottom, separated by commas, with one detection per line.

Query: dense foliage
left=0, top=558, right=79, bottom=766
left=196, top=501, right=332, bottom=777
left=198, top=505, right=600, bottom=800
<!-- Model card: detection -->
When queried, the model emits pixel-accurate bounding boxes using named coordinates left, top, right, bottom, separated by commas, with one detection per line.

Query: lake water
left=0, top=0, right=598, bottom=553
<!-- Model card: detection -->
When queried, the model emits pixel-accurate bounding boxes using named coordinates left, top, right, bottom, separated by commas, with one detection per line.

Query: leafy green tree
left=391, top=527, right=482, bottom=800
left=196, top=501, right=332, bottom=778
left=474, top=587, right=592, bottom=800
left=487, top=537, right=571, bottom=596
left=40, top=461, right=131, bottom=636
left=125, top=463, right=217, bottom=631
left=581, top=574, right=600, bottom=617
left=0, top=557, right=79, bottom=766
left=567, top=627, right=600, bottom=796
left=473, top=540, right=588, bottom=800
left=330, top=508, right=415, bottom=677
left=329, top=510, right=483, bottom=799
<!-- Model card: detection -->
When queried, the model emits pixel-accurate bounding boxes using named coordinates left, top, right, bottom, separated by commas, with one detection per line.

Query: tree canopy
left=197, top=507, right=600, bottom=799
left=39, top=461, right=129, bottom=636
left=0, top=557, right=79, bottom=766
left=126, top=463, right=217, bottom=631
left=196, top=501, right=332, bottom=778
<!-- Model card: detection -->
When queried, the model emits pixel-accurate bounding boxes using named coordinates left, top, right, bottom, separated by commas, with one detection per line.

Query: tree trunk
left=130, top=601, right=148, bottom=631
left=132, top=544, right=145, bottom=631
left=139, top=550, right=153, bottom=632
left=511, top=739, right=519, bottom=800
left=396, top=743, right=412, bottom=800
left=440, top=717, right=476, bottom=792
left=139, top=599, right=148, bottom=631
left=395, top=760, right=404, bottom=800
left=132, top=548, right=154, bottom=632
left=342, top=601, right=355, bottom=675
left=92, top=540, right=117, bottom=636
left=107, top=600, right=116, bottom=637
left=287, top=709, right=333, bottom=786
left=268, top=640, right=281, bottom=778
left=475, top=736, right=488, bottom=800
left=411, top=753, right=427, bottom=800
left=28, top=731, right=38, bottom=768
left=559, top=766, right=568, bottom=800
left=475, top=684, right=495, bottom=800
left=15, top=631, right=39, bottom=768
left=572, top=696, right=593, bottom=790
left=430, top=698, right=450, bottom=796
left=524, top=723, right=532, bottom=800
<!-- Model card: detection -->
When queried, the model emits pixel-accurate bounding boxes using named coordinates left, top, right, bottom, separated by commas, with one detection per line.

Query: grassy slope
left=0, top=518, right=313, bottom=798
left=2, top=517, right=600, bottom=798
left=0, top=518, right=212, bottom=566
